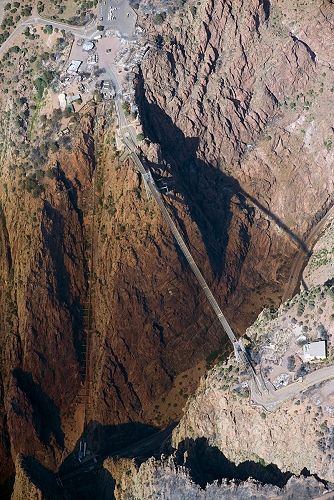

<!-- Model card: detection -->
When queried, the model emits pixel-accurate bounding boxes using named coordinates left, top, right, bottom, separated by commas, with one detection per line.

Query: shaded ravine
left=16, top=427, right=329, bottom=499
left=135, top=72, right=307, bottom=331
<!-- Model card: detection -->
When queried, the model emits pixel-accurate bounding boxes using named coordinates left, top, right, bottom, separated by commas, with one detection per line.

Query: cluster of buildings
left=66, top=39, right=98, bottom=75
left=56, top=39, right=101, bottom=111
left=101, top=80, right=115, bottom=99
left=258, top=332, right=329, bottom=390
left=269, top=339, right=328, bottom=389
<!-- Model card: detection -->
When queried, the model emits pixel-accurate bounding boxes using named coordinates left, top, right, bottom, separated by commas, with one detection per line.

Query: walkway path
left=124, top=135, right=240, bottom=348
left=117, top=112, right=334, bottom=409
left=120, top=131, right=267, bottom=393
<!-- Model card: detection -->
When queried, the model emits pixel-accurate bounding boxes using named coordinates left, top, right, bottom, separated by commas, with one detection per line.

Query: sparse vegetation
left=121, top=101, right=131, bottom=116
left=153, top=12, right=166, bottom=25
left=287, top=355, right=296, bottom=371
left=324, top=138, right=333, bottom=151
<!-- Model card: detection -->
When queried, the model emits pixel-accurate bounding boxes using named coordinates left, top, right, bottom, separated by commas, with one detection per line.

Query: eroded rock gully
left=137, top=0, right=334, bottom=328
left=1, top=0, right=334, bottom=495
left=0, top=117, right=95, bottom=490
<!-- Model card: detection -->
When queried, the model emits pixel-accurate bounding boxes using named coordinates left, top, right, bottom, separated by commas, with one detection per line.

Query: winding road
left=0, top=14, right=100, bottom=58
left=282, top=203, right=334, bottom=301
left=251, top=364, right=334, bottom=411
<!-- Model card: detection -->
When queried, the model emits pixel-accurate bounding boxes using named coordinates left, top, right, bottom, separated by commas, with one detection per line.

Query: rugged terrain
left=0, top=0, right=334, bottom=498
left=138, top=0, right=334, bottom=329
left=11, top=219, right=334, bottom=498
left=101, top=204, right=334, bottom=499
left=104, top=457, right=330, bottom=499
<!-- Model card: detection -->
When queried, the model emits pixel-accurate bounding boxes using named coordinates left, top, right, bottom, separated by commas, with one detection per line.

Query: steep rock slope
left=138, top=0, right=334, bottom=329
left=107, top=220, right=334, bottom=500
left=85, top=139, right=243, bottom=427
left=0, top=117, right=95, bottom=486
left=106, top=456, right=328, bottom=499
left=2, top=0, right=334, bottom=495
left=172, top=219, right=334, bottom=482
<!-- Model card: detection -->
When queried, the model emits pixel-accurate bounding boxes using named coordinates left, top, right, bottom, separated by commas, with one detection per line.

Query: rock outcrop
left=105, top=456, right=329, bottom=499
left=0, top=117, right=94, bottom=488
left=172, top=219, right=334, bottom=483
left=11, top=456, right=43, bottom=500
left=138, top=0, right=334, bottom=330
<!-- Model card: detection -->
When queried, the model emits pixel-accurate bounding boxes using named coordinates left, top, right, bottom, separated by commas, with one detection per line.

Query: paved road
left=0, top=15, right=100, bottom=57
left=0, top=0, right=137, bottom=59
left=312, top=490, right=334, bottom=499
left=251, top=364, right=334, bottom=411
left=282, top=203, right=334, bottom=301
left=104, top=64, right=138, bottom=141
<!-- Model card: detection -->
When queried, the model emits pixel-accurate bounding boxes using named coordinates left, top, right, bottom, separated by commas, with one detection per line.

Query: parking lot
left=99, top=0, right=137, bottom=37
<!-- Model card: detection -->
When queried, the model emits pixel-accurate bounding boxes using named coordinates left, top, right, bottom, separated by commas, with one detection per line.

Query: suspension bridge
left=121, top=131, right=263, bottom=392
left=57, top=92, right=266, bottom=493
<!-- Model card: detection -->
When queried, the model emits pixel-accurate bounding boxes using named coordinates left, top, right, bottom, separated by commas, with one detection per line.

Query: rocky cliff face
left=0, top=115, right=96, bottom=489
left=9, top=453, right=329, bottom=500
left=171, top=218, right=334, bottom=483
left=0, top=102, right=233, bottom=494
left=85, top=140, right=225, bottom=426
left=105, top=213, right=334, bottom=500
left=138, top=0, right=334, bottom=329
left=1, top=0, right=334, bottom=497
left=105, top=456, right=328, bottom=499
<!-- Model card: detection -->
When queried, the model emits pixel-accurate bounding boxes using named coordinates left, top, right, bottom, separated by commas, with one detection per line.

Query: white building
left=82, top=40, right=95, bottom=51
left=67, top=60, right=82, bottom=75
left=58, top=93, right=67, bottom=111
left=303, top=341, right=327, bottom=362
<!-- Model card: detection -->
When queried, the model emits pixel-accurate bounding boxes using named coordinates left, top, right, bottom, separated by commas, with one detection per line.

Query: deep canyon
left=0, top=0, right=334, bottom=498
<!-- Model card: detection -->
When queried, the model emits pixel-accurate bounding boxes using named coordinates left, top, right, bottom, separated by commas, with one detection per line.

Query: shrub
left=287, top=355, right=296, bottom=371
left=21, top=5, right=32, bottom=16
left=25, top=174, right=44, bottom=198
left=121, top=101, right=130, bottom=116
left=190, top=5, right=197, bottom=16
left=324, top=138, right=333, bottom=151
left=154, top=12, right=166, bottom=25
left=45, top=168, right=57, bottom=179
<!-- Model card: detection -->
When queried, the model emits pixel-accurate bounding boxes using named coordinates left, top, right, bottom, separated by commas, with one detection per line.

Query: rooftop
left=82, top=41, right=95, bottom=52
left=67, top=60, right=82, bottom=75
left=303, top=341, right=327, bottom=362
